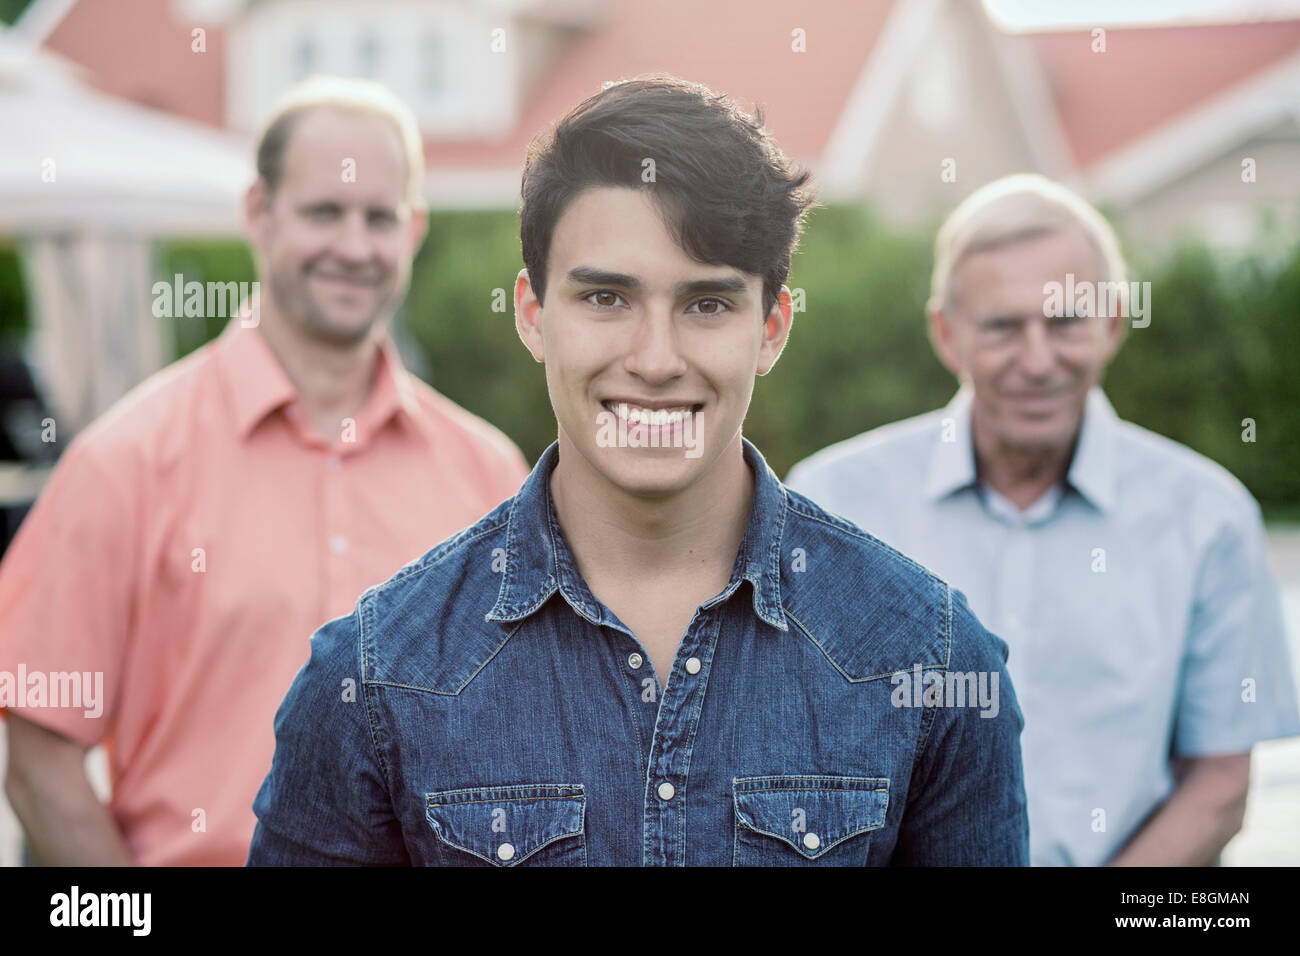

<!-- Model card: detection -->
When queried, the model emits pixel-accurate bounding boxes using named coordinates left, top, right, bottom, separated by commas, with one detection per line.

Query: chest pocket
left=425, top=784, right=586, bottom=866
left=733, top=775, right=889, bottom=866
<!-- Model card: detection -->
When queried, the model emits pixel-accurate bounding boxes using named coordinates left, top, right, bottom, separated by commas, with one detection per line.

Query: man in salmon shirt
left=0, top=75, right=530, bottom=866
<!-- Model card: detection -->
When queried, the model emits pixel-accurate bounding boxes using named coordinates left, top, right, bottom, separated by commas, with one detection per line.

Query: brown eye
left=691, top=298, right=727, bottom=315
left=586, top=291, right=622, bottom=309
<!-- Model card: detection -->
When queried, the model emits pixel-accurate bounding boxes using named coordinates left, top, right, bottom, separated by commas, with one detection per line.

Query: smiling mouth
left=311, top=271, right=380, bottom=288
left=601, top=400, right=704, bottom=426
left=1008, top=392, right=1064, bottom=403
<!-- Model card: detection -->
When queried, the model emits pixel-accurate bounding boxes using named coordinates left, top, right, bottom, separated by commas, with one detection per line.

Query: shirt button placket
left=323, top=450, right=350, bottom=619
left=999, top=520, right=1034, bottom=654
left=642, top=612, right=718, bottom=867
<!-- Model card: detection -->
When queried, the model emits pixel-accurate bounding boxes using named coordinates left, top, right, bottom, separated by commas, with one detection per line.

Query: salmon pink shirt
left=0, top=318, right=531, bottom=865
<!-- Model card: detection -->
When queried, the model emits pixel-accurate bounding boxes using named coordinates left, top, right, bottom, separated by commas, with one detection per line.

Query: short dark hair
left=520, top=75, right=816, bottom=318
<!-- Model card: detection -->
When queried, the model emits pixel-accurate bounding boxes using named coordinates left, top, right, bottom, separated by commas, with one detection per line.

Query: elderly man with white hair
left=786, top=173, right=1300, bottom=866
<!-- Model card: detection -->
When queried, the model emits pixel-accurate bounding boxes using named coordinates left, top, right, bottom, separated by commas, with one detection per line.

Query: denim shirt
left=248, top=438, right=1029, bottom=866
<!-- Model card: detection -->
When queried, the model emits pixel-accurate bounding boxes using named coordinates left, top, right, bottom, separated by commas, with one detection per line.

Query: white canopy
left=0, top=28, right=251, bottom=235
left=0, top=27, right=252, bottom=437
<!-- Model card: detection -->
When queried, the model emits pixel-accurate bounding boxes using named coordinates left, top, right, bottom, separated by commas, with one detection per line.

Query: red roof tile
left=43, top=0, right=227, bottom=127
left=424, top=0, right=897, bottom=170
left=1023, top=20, right=1300, bottom=168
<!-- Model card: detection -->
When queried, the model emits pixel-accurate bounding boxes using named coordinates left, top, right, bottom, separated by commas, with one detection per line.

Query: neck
left=549, top=433, right=755, bottom=586
left=256, top=306, right=382, bottom=442
left=970, top=409, right=1077, bottom=512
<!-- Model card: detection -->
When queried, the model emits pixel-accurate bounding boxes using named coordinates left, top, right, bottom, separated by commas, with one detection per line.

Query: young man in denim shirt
left=248, top=75, right=1029, bottom=866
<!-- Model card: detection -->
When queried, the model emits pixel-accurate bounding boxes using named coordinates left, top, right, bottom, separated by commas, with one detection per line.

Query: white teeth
left=608, top=402, right=695, bottom=426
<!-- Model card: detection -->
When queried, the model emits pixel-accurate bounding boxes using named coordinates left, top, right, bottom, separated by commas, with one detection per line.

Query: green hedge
left=404, top=206, right=1300, bottom=515
left=1, top=206, right=1295, bottom=514
left=1104, top=241, right=1300, bottom=513
left=0, top=240, right=26, bottom=348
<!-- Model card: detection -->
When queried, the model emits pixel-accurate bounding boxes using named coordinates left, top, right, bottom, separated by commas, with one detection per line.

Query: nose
left=331, top=209, right=372, bottom=264
left=1018, top=318, right=1056, bottom=377
left=624, top=303, right=688, bottom=384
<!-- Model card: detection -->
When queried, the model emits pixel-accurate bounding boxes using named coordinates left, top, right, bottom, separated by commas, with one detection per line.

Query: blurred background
left=0, top=0, right=1297, bottom=865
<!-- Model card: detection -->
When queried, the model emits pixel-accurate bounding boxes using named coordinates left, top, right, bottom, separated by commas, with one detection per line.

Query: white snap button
left=330, top=534, right=349, bottom=554
left=657, top=782, right=675, bottom=801
left=497, top=842, right=515, bottom=861
left=628, top=652, right=643, bottom=669
left=803, top=832, right=820, bottom=850
left=685, top=657, right=701, bottom=675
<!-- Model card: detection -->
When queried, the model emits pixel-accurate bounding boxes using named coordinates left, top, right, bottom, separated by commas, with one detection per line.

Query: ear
left=756, top=286, right=794, bottom=377
left=407, top=205, right=430, bottom=254
left=515, top=268, right=544, bottom=363
left=244, top=179, right=271, bottom=250
left=926, top=297, right=965, bottom=379
left=1100, top=286, right=1127, bottom=364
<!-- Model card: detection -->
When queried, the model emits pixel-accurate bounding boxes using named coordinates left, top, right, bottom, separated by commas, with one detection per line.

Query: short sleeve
left=1172, top=506, right=1300, bottom=756
left=247, top=606, right=409, bottom=865
left=0, top=436, right=135, bottom=745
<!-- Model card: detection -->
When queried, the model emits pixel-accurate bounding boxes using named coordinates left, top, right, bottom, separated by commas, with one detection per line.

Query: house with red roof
left=12, top=0, right=1300, bottom=244
left=1019, top=17, right=1300, bottom=246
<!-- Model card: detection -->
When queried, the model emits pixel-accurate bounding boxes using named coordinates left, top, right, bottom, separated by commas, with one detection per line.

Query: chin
left=304, top=310, right=379, bottom=345
left=1001, top=422, right=1076, bottom=453
left=593, top=446, right=700, bottom=497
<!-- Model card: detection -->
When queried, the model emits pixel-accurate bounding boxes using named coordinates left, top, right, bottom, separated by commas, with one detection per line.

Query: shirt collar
left=924, top=384, right=979, bottom=501
left=215, top=317, right=296, bottom=439
left=354, top=336, right=425, bottom=445
left=1066, top=387, right=1117, bottom=512
left=925, top=383, right=1117, bottom=513
left=486, top=436, right=790, bottom=633
left=215, top=314, right=423, bottom=445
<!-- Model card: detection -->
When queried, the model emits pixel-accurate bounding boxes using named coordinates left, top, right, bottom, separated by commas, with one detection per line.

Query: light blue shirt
left=786, top=386, right=1300, bottom=866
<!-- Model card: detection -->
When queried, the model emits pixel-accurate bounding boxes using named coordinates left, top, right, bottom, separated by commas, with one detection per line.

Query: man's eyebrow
left=676, top=276, right=750, bottom=297
left=566, top=268, right=644, bottom=290
left=565, top=267, right=750, bottom=297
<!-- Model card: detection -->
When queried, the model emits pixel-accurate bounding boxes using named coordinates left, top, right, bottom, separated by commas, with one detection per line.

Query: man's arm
left=1111, top=502, right=1300, bottom=867
left=892, top=586, right=1029, bottom=865
left=4, top=712, right=135, bottom=865
left=1107, top=753, right=1249, bottom=866
left=0, top=437, right=136, bottom=864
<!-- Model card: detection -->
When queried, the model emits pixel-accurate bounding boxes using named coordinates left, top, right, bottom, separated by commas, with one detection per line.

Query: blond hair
left=254, top=74, right=426, bottom=209
left=930, top=173, right=1126, bottom=313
